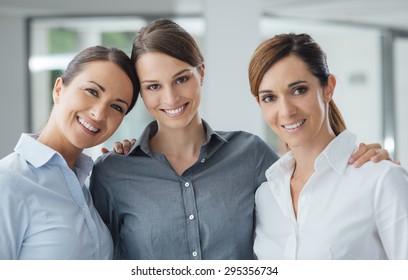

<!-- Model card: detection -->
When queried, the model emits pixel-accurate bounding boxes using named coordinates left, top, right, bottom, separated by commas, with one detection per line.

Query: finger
left=101, top=147, right=109, bottom=154
left=130, top=138, right=137, bottom=146
left=122, top=139, right=132, bottom=155
left=364, top=143, right=382, bottom=150
left=394, top=160, right=401, bottom=166
left=349, top=143, right=368, bottom=164
left=353, top=147, right=380, bottom=168
left=113, top=141, right=124, bottom=154
left=369, top=149, right=391, bottom=163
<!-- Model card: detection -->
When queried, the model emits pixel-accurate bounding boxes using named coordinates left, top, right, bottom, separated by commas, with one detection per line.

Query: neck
left=290, top=128, right=336, bottom=179
left=151, top=115, right=206, bottom=157
left=37, top=120, right=82, bottom=169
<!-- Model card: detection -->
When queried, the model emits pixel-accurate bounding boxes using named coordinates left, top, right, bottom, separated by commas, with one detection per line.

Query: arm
left=89, top=159, right=119, bottom=252
left=374, top=165, right=408, bottom=259
left=0, top=169, right=28, bottom=259
left=348, top=143, right=399, bottom=168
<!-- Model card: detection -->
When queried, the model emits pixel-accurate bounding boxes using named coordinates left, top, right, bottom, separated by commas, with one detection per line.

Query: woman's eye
left=176, top=76, right=188, bottom=84
left=147, top=84, right=160, bottom=91
left=293, top=87, right=307, bottom=95
left=261, top=95, right=276, bottom=103
left=111, top=104, right=124, bottom=113
left=86, top=88, right=98, bottom=96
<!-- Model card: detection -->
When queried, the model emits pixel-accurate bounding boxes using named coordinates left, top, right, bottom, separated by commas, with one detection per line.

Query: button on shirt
left=0, top=134, right=113, bottom=260
left=90, top=120, right=279, bottom=260
left=254, top=130, right=408, bottom=259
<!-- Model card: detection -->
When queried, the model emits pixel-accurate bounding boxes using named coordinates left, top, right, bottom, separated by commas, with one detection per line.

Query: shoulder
left=216, top=130, right=272, bottom=149
left=93, top=151, right=126, bottom=169
left=377, top=162, right=408, bottom=187
left=0, top=166, right=30, bottom=199
left=349, top=161, right=408, bottom=195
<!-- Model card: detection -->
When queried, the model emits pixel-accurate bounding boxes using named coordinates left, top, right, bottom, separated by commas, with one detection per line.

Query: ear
left=199, top=63, right=205, bottom=85
left=52, top=77, right=64, bottom=104
left=324, top=74, right=336, bottom=103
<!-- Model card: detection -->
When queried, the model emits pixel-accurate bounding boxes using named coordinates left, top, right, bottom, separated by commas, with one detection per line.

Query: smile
left=282, top=119, right=306, bottom=130
left=78, top=117, right=100, bottom=133
left=162, top=104, right=187, bottom=116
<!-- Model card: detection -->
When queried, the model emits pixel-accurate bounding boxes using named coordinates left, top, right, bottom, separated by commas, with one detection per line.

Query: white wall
left=0, top=14, right=27, bottom=158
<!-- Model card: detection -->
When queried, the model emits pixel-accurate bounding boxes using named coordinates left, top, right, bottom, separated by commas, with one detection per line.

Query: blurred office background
left=1, top=0, right=407, bottom=168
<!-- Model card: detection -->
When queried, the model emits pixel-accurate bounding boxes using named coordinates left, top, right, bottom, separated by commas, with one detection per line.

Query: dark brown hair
left=131, top=18, right=204, bottom=68
left=248, top=33, right=346, bottom=135
left=61, top=46, right=139, bottom=114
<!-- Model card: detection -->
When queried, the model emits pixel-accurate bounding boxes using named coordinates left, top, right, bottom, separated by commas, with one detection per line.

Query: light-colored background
left=1, top=0, right=407, bottom=168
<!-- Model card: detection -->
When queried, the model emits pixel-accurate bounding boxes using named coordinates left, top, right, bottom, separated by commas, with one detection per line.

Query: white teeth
left=78, top=117, right=99, bottom=132
left=164, top=105, right=185, bottom=115
left=283, top=120, right=305, bottom=130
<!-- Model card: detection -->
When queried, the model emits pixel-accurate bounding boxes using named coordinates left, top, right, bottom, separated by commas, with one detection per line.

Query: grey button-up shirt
left=90, top=120, right=279, bottom=259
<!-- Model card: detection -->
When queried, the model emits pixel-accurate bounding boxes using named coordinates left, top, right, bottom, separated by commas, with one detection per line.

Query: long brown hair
left=248, top=33, right=346, bottom=135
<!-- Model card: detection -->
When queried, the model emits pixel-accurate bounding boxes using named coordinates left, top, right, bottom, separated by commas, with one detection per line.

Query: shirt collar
left=15, top=133, right=58, bottom=168
left=14, top=133, right=94, bottom=183
left=128, top=119, right=228, bottom=156
left=266, top=130, right=357, bottom=182
left=314, top=130, right=357, bottom=175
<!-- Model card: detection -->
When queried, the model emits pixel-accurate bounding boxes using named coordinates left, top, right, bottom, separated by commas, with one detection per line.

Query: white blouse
left=254, top=130, right=408, bottom=259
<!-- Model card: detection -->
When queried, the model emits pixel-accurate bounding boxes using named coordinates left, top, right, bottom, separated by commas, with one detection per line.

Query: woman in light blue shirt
left=249, top=33, right=408, bottom=259
left=0, top=46, right=139, bottom=259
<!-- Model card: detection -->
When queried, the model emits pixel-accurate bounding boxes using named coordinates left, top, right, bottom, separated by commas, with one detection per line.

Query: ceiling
left=1, top=0, right=407, bottom=31
left=262, top=0, right=408, bottom=31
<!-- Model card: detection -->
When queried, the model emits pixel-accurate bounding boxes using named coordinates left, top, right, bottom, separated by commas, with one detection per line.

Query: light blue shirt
left=0, top=134, right=113, bottom=259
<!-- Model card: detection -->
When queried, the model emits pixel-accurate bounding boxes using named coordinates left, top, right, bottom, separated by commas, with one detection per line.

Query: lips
left=78, top=117, right=100, bottom=133
left=161, top=103, right=188, bottom=116
left=282, top=119, right=306, bottom=130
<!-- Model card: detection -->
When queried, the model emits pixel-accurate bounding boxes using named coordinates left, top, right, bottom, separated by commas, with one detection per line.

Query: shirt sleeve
left=254, top=136, right=280, bottom=187
left=89, top=156, right=119, bottom=253
left=374, top=164, right=408, bottom=259
left=0, top=168, right=29, bottom=260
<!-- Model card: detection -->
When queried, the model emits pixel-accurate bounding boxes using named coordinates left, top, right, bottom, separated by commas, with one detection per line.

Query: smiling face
left=257, top=55, right=335, bottom=151
left=136, top=51, right=204, bottom=130
left=52, top=60, right=134, bottom=150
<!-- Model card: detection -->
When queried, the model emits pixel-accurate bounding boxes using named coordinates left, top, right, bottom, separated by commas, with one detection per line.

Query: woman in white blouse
left=248, top=33, right=408, bottom=259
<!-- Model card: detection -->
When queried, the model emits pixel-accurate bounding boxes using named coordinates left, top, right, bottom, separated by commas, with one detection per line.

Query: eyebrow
left=140, top=68, right=194, bottom=84
left=257, top=80, right=308, bottom=95
left=173, top=68, right=193, bottom=77
left=89, top=81, right=129, bottom=107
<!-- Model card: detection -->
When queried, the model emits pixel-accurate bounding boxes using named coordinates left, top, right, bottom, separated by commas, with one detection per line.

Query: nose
left=162, top=86, right=180, bottom=106
left=90, top=102, right=108, bottom=121
left=279, top=97, right=296, bottom=118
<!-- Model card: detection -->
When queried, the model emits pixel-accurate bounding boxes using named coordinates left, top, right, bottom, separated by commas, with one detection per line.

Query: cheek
left=260, top=105, right=277, bottom=126
left=106, top=114, right=125, bottom=134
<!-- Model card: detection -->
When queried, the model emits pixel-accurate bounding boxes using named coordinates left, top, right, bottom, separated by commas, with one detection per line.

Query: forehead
left=136, top=52, right=191, bottom=77
left=260, top=55, right=314, bottom=87
left=75, top=60, right=133, bottom=101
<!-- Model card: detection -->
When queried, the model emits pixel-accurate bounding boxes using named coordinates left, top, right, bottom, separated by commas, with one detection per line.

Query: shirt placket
left=181, top=178, right=201, bottom=259
left=61, top=166, right=101, bottom=259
